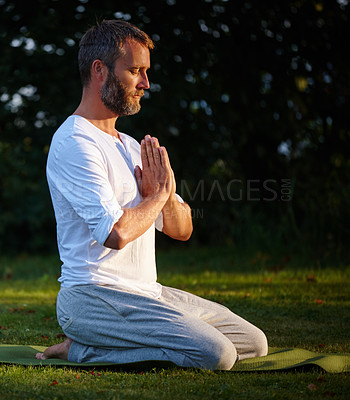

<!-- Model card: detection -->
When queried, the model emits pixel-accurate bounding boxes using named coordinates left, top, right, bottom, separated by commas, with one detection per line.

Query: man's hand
left=135, top=134, right=193, bottom=242
left=104, top=134, right=191, bottom=250
left=134, top=135, right=174, bottom=202
left=105, top=134, right=179, bottom=250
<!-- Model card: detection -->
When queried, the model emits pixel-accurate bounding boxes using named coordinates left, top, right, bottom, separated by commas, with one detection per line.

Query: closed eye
left=129, top=68, right=140, bottom=75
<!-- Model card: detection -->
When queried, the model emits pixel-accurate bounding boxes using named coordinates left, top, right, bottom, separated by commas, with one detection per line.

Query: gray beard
left=100, top=72, right=142, bottom=116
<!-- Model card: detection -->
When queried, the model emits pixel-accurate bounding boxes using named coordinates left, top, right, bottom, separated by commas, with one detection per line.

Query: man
left=36, top=20, right=268, bottom=370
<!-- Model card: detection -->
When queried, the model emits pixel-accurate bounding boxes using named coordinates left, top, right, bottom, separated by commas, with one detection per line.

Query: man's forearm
left=104, top=134, right=192, bottom=249
left=104, top=194, right=167, bottom=250
left=105, top=134, right=174, bottom=250
left=162, top=193, right=193, bottom=241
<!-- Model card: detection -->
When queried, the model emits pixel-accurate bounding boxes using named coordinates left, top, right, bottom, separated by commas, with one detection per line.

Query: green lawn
left=0, top=246, right=349, bottom=399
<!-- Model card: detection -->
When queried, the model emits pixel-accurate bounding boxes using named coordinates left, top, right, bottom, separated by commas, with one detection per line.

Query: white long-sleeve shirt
left=47, top=115, right=175, bottom=298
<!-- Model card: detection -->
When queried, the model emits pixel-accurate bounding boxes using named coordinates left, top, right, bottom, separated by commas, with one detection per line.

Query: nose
left=137, top=71, right=150, bottom=90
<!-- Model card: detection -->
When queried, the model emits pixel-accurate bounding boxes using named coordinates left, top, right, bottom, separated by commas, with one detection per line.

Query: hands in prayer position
left=134, top=134, right=175, bottom=204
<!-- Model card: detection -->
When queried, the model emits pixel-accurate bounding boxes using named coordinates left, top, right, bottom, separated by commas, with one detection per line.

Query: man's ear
left=91, top=60, right=107, bottom=82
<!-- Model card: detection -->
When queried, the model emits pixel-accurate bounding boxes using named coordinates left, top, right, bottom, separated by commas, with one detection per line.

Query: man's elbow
left=179, top=225, right=193, bottom=241
left=113, top=239, right=128, bottom=250
left=104, top=227, right=128, bottom=250
left=164, top=225, right=193, bottom=241
left=178, top=231, right=192, bottom=241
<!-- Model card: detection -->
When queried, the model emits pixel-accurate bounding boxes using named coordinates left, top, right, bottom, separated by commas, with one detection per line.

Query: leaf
left=9, top=307, right=24, bottom=313
left=307, top=275, right=317, bottom=283
left=89, top=371, right=102, bottom=376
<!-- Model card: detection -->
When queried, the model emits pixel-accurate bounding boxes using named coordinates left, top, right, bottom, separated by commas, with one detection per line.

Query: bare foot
left=35, top=337, right=73, bottom=360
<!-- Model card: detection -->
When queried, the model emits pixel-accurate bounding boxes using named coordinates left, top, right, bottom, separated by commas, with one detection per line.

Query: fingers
left=134, top=165, right=142, bottom=193
left=147, top=136, right=161, bottom=167
left=139, top=135, right=174, bottom=200
left=141, top=139, right=149, bottom=168
left=142, top=135, right=162, bottom=168
left=159, top=145, right=171, bottom=170
left=141, top=135, right=173, bottom=176
left=160, top=147, right=175, bottom=193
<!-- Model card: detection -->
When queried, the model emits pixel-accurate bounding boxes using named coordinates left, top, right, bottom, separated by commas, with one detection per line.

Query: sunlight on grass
left=0, top=247, right=349, bottom=399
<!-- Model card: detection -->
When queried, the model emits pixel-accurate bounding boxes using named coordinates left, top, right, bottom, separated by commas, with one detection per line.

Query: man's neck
left=73, top=90, right=120, bottom=138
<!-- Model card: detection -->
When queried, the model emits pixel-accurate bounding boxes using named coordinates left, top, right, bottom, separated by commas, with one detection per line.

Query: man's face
left=100, top=69, right=142, bottom=116
left=100, top=40, right=150, bottom=117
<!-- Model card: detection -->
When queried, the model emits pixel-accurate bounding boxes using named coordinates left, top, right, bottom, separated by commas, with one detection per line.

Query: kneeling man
left=36, top=20, right=268, bottom=370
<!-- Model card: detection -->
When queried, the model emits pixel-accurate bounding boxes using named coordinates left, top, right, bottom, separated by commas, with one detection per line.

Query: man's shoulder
left=48, top=116, right=106, bottom=167
left=53, top=115, right=95, bottom=140
left=50, top=116, right=106, bottom=151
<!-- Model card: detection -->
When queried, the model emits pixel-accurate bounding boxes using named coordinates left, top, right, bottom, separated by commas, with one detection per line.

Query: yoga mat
left=0, top=345, right=349, bottom=373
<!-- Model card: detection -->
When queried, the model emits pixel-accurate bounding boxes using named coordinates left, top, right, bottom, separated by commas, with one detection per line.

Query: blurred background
left=0, top=0, right=349, bottom=261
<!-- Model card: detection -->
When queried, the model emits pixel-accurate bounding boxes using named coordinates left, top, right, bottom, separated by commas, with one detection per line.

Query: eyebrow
left=125, top=63, right=150, bottom=70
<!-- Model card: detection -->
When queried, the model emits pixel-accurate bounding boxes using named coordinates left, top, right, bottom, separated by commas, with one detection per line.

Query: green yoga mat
left=1, top=345, right=349, bottom=373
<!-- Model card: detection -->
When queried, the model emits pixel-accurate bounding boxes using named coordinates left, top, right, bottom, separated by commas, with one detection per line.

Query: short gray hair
left=78, top=20, right=154, bottom=87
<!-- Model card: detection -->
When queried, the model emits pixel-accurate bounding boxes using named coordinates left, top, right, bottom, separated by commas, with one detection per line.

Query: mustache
left=132, top=90, right=144, bottom=97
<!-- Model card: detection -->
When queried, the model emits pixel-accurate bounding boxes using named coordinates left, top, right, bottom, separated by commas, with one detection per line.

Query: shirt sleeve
left=48, top=135, right=123, bottom=246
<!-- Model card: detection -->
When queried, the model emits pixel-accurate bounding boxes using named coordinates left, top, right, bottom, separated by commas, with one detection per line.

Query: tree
left=0, top=0, right=349, bottom=257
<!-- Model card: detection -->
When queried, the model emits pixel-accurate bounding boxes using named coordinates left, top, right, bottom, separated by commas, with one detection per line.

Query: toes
left=35, top=352, right=44, bottom=360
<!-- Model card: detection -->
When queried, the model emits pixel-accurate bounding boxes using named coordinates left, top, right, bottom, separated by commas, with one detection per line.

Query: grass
left=0, top=245, right=349, bottom=399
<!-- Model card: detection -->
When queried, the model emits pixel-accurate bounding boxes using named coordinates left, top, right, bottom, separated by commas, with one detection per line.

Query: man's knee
left=199, top=336, right=237, bottom=370
left=251, top=327, right=268, bottom=358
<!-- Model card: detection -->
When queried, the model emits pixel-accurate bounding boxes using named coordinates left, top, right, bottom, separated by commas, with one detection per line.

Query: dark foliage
left=0, top=0, right=349, bottom=257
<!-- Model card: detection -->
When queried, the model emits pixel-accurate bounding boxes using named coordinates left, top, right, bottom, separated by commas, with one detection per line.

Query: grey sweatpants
left=57, top=284, right=268, bottom=370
